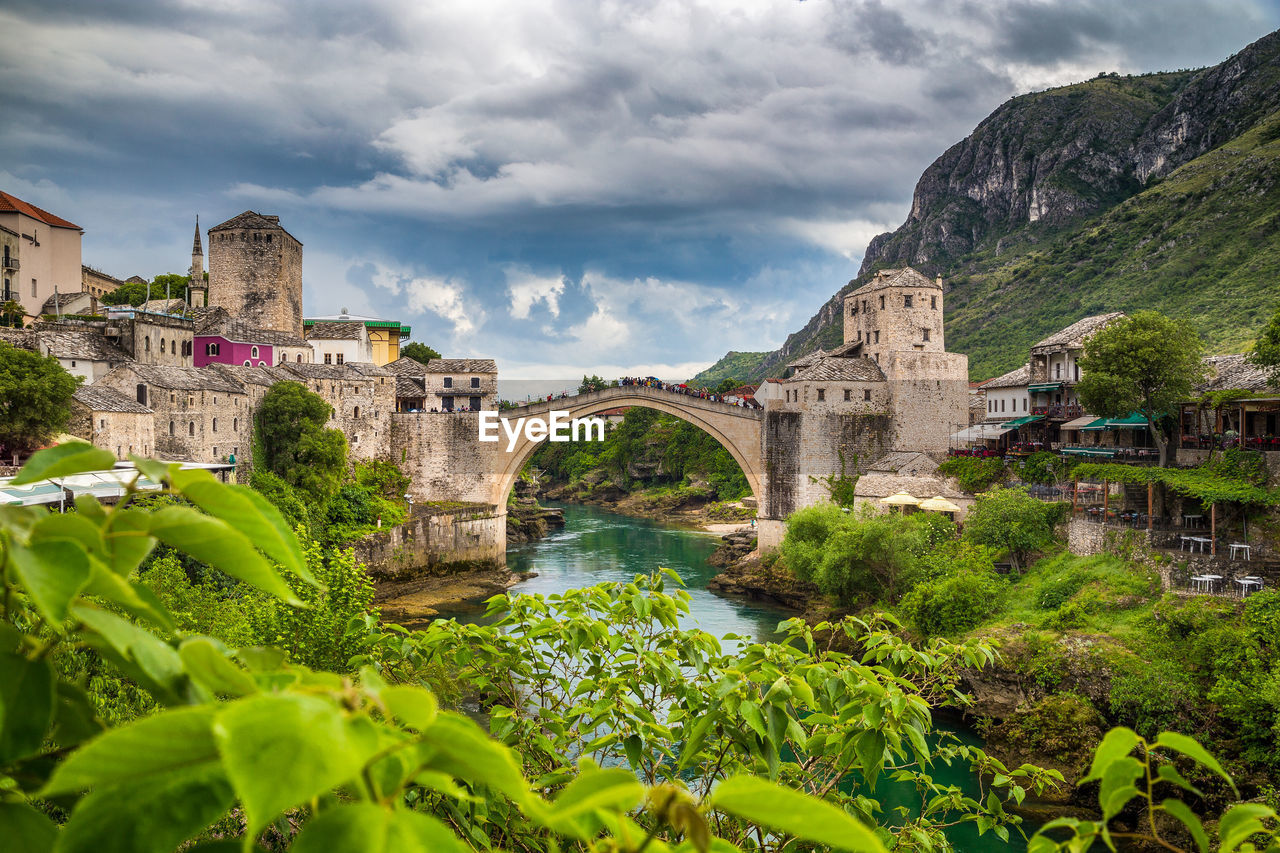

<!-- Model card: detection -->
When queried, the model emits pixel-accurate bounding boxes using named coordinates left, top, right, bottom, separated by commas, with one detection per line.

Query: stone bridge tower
left=207, top=211, right=303, bottom=337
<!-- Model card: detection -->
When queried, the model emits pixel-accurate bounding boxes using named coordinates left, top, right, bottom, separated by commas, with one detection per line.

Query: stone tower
left=842, top=268, right=945, bottom=376
left=206, top=211, right=303, bottom=336
left=188, top=217, right=207, bottom=308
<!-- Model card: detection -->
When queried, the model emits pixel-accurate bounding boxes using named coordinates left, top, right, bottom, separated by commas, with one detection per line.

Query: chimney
left=935, top=274, right=942, bottom=287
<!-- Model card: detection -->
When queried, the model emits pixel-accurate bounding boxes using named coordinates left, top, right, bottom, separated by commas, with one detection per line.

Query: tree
left=1076, top=311, right=1206, bottom=467
left=1, top=299, right=23, bottom=328
left=1249, top=302, right=1280, bottom=386
left=255, top=381, right=347, bottom=498
left=962, top=486, right=1060, bottom=571
left=0, top=341, right=80, bottom=454
left=101, top=280, right=150, bottom=306
left=401, top=341, right=442, bottom=364
left=715, top=377, right=739, bottom=394
left=578, top=374, right=608, bottom=394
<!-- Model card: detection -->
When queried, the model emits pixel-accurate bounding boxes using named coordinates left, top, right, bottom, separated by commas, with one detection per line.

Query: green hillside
left=949, top=108, right=1280, bottom=378
left=689, top=350, right=769, bottom=387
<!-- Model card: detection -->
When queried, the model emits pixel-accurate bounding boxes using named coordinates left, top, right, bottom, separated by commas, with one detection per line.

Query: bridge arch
left=494, top=386, right=764, bottom=508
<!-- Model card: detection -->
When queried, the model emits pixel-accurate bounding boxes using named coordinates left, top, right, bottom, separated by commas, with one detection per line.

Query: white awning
left=1062, top=416, right=1098, bottom=430
left=950, top=423, right=1015, bottom=442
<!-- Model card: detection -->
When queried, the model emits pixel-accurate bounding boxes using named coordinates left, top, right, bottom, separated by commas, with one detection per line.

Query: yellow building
left=303, top=311, right=410, bottom=366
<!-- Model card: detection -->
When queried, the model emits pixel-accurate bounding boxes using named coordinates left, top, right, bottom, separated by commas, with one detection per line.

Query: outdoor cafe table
left=1182, top=514, right=1205, bottom=528
left=1236, top=577, right=1264, bottom=596
left=1229, top=543, right=1253, bottom=561
left=1181, top=536, right=1212, bottom=553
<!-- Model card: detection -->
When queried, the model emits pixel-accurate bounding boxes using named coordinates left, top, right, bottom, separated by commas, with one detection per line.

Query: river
left=439, top=501, right=1032, bottom=852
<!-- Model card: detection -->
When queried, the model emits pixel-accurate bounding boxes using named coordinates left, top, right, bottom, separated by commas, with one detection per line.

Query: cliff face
left=694, top=29, right=1280, bottom=387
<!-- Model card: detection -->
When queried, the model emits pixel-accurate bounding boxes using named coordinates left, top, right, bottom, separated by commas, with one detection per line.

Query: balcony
left=1030, top=404, right=1084, bottom=420
left=2, top=257, right=17, bottom=271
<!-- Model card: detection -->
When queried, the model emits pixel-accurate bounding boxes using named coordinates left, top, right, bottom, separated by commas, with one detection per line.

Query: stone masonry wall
left=391, top=412, right=504, bottom=505
left=69, top=403, right=155, bottom=460
left=762, top=410, right=801, bottom=520
left=95, top=370, right=250, bottom=465
left=351, top=504, right=505, bottom=580
left=208, top=228, right=303, bottom=337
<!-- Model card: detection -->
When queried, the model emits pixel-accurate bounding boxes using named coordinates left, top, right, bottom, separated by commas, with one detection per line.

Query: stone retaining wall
left=351, top=503, right=505, bottom=581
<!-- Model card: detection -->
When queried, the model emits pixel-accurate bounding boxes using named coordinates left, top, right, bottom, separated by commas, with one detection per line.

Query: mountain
left=692, top=29, right=1280, bottom=385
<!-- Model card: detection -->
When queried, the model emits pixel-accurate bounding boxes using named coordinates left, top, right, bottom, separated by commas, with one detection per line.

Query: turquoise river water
left=438, top=502, right=1033, bottom=852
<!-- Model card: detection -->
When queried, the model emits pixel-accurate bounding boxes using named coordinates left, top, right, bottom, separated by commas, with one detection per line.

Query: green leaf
left=101, top=509, right=157, bottom=576
left=0, top=801, right=58, bottom=853
left=8, top=540, right=90, bottom=627
left=179, top=639, right=258, bottom=697
left=623, top=734, right=643, bottom=771
left=855, top=730, right=886, bottom=792
left=148, top=506, right=300, bottom=604
left=531, top=765, right=644, bottom=840
left=290, top=804, right=467, bottom=853
left=1218, top=803, right=1277, bottom=853
left=42, top=706, right=220, bottom=796
left=1098, top=756, right=1143, bottom=820
left=81, top=563, right=174, bottom=632
left=57, top=767, right=235, bottom=853
left=382, top=685, right=438, bottom=730
left=30, top=512, right=103, bottom=555
left=1160, top=799, right=1208, bottom=853
left=1153, top=731, right=1237, bottom=794
left=11, top=441, right=115, bottom=485
left=50, top=681, right=105, bottom=749
left=214, top=693, right=374, bottom=837
left=0, top=650, right=54, bottom=764
left=168, top=469, right=313, bottom=583
left=1081, top=727, right=1140, bottom=784
left=712, top=775, right=886, bottom=853
left=71, top=605, right=186, bottom=701
left=419, top=712, right=530, bottom=806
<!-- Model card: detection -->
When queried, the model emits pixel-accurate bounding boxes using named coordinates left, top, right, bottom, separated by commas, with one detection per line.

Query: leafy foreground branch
left=0, top=443, right=1277, bottom=852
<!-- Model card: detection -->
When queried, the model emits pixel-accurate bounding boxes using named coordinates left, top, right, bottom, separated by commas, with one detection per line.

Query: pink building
left=193, top=308, right=311, bottom=368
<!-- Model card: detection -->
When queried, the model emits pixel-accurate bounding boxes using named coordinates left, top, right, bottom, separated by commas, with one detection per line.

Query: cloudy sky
left=4, top=1, right=1277, bottom=378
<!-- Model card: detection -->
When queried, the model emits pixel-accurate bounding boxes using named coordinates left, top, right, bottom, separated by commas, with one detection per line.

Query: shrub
left=900, top=565, right=1005, bottom=636
left=781, top=504, right=923, bottom=605
left=988, top=694, right=1106, bottom=764
left=939, top=456, right=1009, bottom=492
left=963, top=486, right=1063, bottom=570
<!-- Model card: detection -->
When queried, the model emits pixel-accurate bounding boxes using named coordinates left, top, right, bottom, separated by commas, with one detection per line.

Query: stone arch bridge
left=391, top=385, right=765, bottom=554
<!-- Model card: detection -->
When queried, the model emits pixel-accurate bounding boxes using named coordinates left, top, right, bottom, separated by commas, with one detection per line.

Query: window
left=931, top=295, right=937, bottom=309
left=1055, top=363, right=1061, bottom=379
left=323, top=353, right=332, bottom=364
left=843, top=389, right=851, bottom=401
left=922, top=328, right=930, bottom=341
left=816, top=389, right=825, bottom=402
left=31, top=278, right=37, bottom=297
left=251, top=346, right=259, bottom=359
left=336, top=353, right=344, bottom=365
left=1075, top=364, right=1080, bottom=381
left=296, top=354, right=302, bottom=363
left=862, top=299, right=868, bottom=312
left=904, top=295, right=913, bottom=308
left=136, top=384, right=147, bottom=405
left=160, top=338, right=166, bottom=354
left=470, top=377, right=480, bottom=388
left=857, top=330, right=862, bottom=341
left=213, top=396, right=217, bottom=405
left=243, top=360, right=251, bottom=367
left=988, top=400, right=993, bottom=412
left=873, top=330, right=879, bottom=343
left=145, top=337, right=151, bottom=352
left=1023, top=398, right=1028, bottom=412
left=1001, top=399, right=1006, bottom=412
left=233, top=418, right=238, bottom=431
left=850, top=304, right=856, bottom=316
left=864, top=389, right=871, bottom=402
left=444, top=377, right=453, bottom=388
left=99, top=418, right=105, bottom=429
left=212, top=418, right=218, bottom=432
left=71, top=360, right=76, bottom=368
left=469, top=396, right=481, bottom=410
left=874, top=353, right=879, bottom=363
left=353, top=406, right=360, bottom=419
left=879, top=295, right=885, bottom=309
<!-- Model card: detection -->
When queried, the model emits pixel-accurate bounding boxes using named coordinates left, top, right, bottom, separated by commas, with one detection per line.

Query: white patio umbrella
left=879, top=492, right=921, bottom=512
left=919, top=495, right=962, bottom=513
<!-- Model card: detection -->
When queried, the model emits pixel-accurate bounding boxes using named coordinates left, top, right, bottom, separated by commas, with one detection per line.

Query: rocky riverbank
left=375, top=567, right=538, bottom=628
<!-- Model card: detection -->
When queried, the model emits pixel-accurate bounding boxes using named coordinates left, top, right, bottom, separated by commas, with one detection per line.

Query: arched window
left=145, top=337, right=151, bottom=352
left=244, top=360, right=251, bottom=367
left=251, top=346, right=259, bottom=359
left=296, top=354, right=302, bottom=363
left=169, top=420, right=175, bottom=435
left=353, top=406, right=360, bottom=419
left=189, top=422, right=195, bottom=436
left=233, top=417, right=238, bottom=432
left=212, top=418, right=218, bottom=433
left=160, top=338, right=166, bottom=354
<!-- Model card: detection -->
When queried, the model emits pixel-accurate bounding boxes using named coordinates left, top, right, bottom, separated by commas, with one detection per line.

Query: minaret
left=188, top=217, right=207, bottom=308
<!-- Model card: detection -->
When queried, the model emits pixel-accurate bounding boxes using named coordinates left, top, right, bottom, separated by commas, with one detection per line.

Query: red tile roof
left=0, top=191, right=81, bottom=231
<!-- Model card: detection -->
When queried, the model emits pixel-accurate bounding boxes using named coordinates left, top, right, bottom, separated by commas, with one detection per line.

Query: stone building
left=81, top=266, right=123, bottom=299
left=32, top=324, right=133, bottom=382
left=281, top=362, right=396, bottom=461
left=0, top=191, right=83, bottom=318
left=40, top=291, right=102, bottom=318
left=981, top=363, right=1031, bottom=421
left=101, top=309, right=195, bottom=367
left=207, top=211, right=303, bottom=337
left=305, top=312, right=410, bottom=366
left=95, top=364, right=250, bottom=464
left=755, top=267, right=970, bottom=549
left=1029, top=313, right=1124, bottom=422
left=415, top=358, right=498, bottom=412
left=69, top=385, right=155, bottom=460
